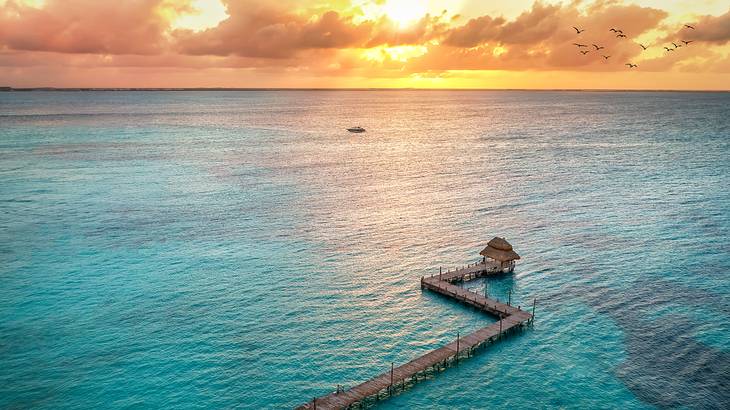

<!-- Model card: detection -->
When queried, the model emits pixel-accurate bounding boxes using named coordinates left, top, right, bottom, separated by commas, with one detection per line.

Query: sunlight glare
left=382, top=0, right=428, bottom=27
left=171, top=0, right=228, bottom=31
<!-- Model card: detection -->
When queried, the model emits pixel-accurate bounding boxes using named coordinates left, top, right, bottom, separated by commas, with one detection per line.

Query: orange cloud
left=662, top=8, right=730, bottom=45
left=174, top=4, right=370, bottom=58
left=174, top=1, right=447, bottom=58
left=435, top=1, right=668, bottom=71
left=0, top=0, right=179, bottom=54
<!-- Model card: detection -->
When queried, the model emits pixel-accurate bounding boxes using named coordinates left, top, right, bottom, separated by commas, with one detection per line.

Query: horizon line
left=1, top=87, right=729, bottom=93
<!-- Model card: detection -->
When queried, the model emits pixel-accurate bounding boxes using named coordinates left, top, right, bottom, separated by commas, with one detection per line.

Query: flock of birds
left=570, top=24, right=697, bottom=69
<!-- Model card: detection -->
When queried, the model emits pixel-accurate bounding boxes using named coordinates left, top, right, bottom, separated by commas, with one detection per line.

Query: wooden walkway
left=297, top=262, right=534, bottom=410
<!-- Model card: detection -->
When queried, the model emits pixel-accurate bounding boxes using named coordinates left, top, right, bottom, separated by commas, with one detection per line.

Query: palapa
left=479, top=237, right=520, bottom=262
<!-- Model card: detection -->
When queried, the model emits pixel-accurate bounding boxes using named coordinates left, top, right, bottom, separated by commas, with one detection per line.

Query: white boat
left=347, top=126, right=366, bottom=133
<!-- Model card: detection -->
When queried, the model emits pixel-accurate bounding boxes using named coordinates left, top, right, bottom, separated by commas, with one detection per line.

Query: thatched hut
left=480, top=237, right=520, bottom=273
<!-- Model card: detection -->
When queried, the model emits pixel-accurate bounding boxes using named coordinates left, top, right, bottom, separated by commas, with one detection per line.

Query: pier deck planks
left=297, top=262, right=532, bottom=410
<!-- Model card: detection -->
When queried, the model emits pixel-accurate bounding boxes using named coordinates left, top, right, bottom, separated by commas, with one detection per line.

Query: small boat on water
left=347, top=126, right=366, bottom=133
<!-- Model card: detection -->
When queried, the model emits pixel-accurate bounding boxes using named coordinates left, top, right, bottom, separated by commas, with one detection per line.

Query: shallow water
left=1, top=90, right=728, bottom=409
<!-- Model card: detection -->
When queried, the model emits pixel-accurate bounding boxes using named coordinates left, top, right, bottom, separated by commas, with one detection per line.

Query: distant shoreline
left=1, top=87, right=728, bottom=93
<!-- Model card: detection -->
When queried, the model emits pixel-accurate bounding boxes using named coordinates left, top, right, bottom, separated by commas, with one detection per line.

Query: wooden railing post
left=532, top=298, right=536, bottom=322
left=390, top=362, right=394, bottom=388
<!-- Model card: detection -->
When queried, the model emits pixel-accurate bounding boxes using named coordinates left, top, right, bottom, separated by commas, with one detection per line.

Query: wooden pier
left=297, top=261, right=534, bottom=410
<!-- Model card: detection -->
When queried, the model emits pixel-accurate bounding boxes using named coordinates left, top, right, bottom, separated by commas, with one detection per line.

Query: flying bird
left=593, top=44, right=604, bottom=50
left=625, top=63, right=638, bottom=68
left=602, top=55, right=611, bottom=60
left=682, top=40, right=693, bottom=45
left=672, top=42, right=681, bottom=48
left=610, top=28, right=623, bottom=33
left=616, top=34, right=627, bottom=38
left=573, top=43, right=588, bottom=48
left=573, top=26, right=586, bottom=34
left=684, top=24, right=695, bottom=30
left=664, top=47, right=675, bottom=52
left=639, top=44, right=648, bottom=50
left=580, top=50, right=590, bottom=55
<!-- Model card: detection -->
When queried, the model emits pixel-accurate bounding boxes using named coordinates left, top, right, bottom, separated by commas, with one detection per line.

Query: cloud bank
left=1, top=0, right=729, bottom=87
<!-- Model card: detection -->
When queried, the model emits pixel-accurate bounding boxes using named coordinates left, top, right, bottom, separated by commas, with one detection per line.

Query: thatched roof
left=480, top=237, right=520, bottom=262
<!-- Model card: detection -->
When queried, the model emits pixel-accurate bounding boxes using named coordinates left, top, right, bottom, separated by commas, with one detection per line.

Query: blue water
left=1, top=90, right=728, bottom=409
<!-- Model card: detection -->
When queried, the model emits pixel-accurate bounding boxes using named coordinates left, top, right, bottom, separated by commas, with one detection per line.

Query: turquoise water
left=1, top=90, right=728, bottom=409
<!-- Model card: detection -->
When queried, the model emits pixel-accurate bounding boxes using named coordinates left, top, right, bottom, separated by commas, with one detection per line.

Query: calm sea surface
left=1, top=91, right=728, bottom=409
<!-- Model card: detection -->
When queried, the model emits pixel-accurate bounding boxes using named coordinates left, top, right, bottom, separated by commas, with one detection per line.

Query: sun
left=382, top=0, right=428, bottom=27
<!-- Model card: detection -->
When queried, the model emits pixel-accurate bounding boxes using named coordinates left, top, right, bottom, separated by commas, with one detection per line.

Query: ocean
left=1, top=90, right=728, bottom=409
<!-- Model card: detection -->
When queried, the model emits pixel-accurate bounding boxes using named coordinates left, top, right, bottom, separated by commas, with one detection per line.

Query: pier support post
left=508, top=290, right=511, bottom=306
left=313, top=397, right=316, bottom=410
left=456, top=331, right=460, bottom=364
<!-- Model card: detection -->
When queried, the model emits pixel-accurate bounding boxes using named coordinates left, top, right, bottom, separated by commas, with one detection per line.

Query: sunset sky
left=1, top=0, right=729, bottom=89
